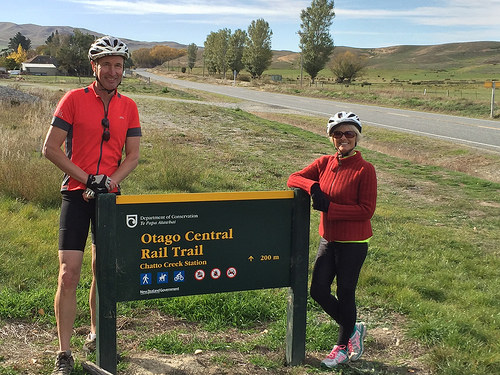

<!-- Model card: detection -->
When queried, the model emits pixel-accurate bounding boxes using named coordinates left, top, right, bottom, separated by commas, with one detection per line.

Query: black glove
left=86, top=174, right=111, bottom=195
left=310, top=183, right=330, bottom=212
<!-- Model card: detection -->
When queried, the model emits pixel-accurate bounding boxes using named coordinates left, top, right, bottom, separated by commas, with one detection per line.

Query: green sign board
left=95, top=190, right=310, bottom=374
left=112, top=191, right=294, bottom=301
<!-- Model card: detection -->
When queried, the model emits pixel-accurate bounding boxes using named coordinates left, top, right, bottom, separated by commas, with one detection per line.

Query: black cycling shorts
left=59, top=190, right=96, bottom=251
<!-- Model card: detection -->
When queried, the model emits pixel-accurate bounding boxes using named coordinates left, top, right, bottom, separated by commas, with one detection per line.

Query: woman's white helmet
left=88, top=36, right=130, bottom=61
left=326, top=111, right=362, bottom=135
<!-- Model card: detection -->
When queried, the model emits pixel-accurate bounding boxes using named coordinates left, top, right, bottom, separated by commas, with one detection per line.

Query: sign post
left=492, top=81, right=496, bottom=118
left=485, top=81, right=496, bottom=118
left=95, top=189, right=310, bottom=374
left=95, top=194, right=117, bottom=372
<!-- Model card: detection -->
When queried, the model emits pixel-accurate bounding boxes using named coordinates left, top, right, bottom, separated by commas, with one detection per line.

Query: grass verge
left=0, top=82, right=498, bottom=374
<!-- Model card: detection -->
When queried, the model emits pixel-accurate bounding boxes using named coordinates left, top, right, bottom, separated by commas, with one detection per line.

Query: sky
left=4, top=0, right=500, bottom=51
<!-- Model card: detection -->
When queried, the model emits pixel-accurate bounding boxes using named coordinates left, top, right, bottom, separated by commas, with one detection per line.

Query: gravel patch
left=0, top=85, right=40, bottom=104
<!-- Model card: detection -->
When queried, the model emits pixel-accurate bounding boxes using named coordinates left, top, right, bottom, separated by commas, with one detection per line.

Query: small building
left=21, top=63, right=58, bottom=76
left=26, top=55, right=58, bottom=65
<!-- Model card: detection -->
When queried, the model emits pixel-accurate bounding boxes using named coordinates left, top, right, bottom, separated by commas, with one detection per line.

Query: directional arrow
left=248, top=256, right=254, bottom=262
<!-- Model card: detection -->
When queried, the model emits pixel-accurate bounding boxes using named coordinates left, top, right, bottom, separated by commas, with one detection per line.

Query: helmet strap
left=95, top=76, right=119, bottom=95
left=335, top=144, right=356, bottom=158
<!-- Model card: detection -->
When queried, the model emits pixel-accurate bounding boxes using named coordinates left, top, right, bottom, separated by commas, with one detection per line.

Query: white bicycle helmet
left=326, top=111, right=362, bottom=135
left=88, top=36, right=129, bottom=61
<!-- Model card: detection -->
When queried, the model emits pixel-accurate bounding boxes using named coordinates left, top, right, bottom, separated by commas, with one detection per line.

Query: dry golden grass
left=0, top=90, right=62, bottom=206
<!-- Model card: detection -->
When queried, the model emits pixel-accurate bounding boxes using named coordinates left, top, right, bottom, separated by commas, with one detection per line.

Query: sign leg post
left=286, top=189, right=310, bottom=366
left=96, top=194, right=118, bottom=374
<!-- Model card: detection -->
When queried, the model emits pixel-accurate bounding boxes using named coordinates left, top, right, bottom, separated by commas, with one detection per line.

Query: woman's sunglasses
left=331, top=130, right=356, bottom=139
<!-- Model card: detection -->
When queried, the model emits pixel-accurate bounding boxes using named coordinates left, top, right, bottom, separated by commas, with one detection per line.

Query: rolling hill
left=1, top=22, right=499, bottom=72
left=0, top=22, right=187, bottom=51
left=270, top=43, right=500, bottom=72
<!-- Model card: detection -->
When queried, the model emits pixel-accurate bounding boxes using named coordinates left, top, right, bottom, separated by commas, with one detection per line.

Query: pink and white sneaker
left=321, top=345, right=349, bottom=368
left=348, top=322, right=367, bottom=361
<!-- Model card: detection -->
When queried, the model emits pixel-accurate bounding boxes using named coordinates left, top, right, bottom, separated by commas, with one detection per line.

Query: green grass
left=262, top=81, right=496, bottom=118
left=143, top=330, right=227, bottom=353
left=0, top=83, right=499, bottom=374
left=258, top=57, right=500, bottom=118
left=0, top=364, right=17, bottom=375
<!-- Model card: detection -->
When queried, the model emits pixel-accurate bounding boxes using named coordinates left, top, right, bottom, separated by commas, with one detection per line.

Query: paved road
left=135, top=69, right=500, bottom=154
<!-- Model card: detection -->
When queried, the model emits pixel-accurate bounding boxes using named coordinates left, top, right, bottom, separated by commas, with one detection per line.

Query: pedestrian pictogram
left=140, top=273, right=151, bottom=285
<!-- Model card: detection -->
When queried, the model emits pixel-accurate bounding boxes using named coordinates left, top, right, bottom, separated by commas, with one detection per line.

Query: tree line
left=1, top=0, right=365, bottom=82
left=203, top=19, right=273, bottom=79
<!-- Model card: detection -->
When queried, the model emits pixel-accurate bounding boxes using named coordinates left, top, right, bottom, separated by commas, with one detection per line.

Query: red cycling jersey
left=51, top=82, right=141, bottom=192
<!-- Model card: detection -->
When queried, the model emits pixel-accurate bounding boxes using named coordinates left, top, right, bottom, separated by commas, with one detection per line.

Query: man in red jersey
left=43, top=36, right=141, bottom=374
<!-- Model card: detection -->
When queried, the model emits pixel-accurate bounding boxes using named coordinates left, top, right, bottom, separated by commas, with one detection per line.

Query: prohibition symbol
left=211, top=268, right=221, bottom=279
left=194, top=269, right=205, bottom=281
left=226, top=267, right=237, bottom=278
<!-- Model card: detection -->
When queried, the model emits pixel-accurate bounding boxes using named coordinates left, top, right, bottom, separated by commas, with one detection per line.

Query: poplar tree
left=227, top=29, right=247, bottom=76
left=203, top=29, right=230, bottom=77
left=243, top=19, right=273, bottom=79
left=187, top=43, right=198, bottom=72
left=298, top=0, right=335, bottom=83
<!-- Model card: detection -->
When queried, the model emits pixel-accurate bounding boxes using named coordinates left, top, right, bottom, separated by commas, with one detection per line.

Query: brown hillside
left=0, top=22, right=187, bottom=51
left=1, top=22, right=499, bottom=72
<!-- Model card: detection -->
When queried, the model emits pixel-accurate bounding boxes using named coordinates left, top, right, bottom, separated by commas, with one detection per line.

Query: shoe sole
left=350, top=322, right=366, bottom=361
left=320, top=359, right=349, bottom=369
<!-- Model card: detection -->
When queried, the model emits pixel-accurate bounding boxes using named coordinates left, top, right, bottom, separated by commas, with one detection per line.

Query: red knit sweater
left=287, top=151, right=377, bottom=242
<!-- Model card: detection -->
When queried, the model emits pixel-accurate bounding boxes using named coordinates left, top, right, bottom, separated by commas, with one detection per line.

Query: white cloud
left=337, top=1, right=500, bottom=27
left=71, top=0, right=307, bottom=18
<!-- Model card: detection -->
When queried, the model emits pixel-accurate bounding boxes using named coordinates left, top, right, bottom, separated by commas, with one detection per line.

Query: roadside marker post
left=95, top=189, right=310, bottom=374
left=485, top=81, right=496, bottom=117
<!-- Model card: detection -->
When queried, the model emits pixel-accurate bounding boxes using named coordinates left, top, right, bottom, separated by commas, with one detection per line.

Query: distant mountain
left=0, top=22, right=187, bottom=51
left=1, top=22, right=499, bottom=72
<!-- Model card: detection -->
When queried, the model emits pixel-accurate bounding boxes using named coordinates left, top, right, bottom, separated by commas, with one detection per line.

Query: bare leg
left=54, top=250, right=84, bottom=351
left=89, top=243, right=97, bottom=335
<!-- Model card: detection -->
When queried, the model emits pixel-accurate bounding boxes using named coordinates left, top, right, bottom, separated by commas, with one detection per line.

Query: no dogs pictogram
left=226, top=267, right=237, bottom=278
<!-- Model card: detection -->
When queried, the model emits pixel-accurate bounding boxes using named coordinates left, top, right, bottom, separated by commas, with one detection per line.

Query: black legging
left=310, top=238, right=368, bottom=347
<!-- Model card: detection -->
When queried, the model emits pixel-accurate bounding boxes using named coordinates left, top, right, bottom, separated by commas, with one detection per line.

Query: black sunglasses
left=101, top=118, right=110, bottom=141
left=331, top=130, right=356, bottom=139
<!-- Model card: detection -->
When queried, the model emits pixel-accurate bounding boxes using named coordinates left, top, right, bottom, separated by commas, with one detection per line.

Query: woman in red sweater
left=287, top=111, right=377, bottom=368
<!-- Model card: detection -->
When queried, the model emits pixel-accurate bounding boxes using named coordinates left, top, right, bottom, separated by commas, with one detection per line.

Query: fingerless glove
left=86, top=174, right=111, bottom=194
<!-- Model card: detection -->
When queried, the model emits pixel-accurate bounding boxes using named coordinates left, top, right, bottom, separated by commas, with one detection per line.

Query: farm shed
left=21, top=63, right=57, bottom=76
